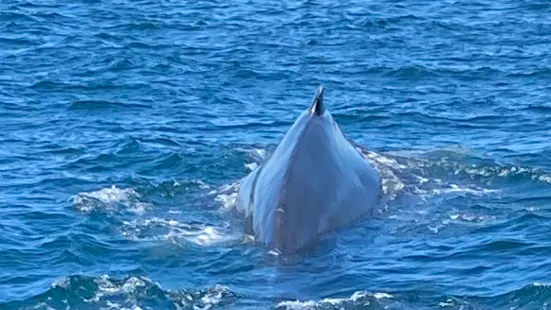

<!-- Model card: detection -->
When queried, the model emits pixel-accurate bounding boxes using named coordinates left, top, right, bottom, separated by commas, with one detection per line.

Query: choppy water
left=2, top=0, right=551, bottom=309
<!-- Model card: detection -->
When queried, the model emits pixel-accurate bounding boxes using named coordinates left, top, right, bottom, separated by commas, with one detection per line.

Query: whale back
left=237, top=88, right=381, bottom=254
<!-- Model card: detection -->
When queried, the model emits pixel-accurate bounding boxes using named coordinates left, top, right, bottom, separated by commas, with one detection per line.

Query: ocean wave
left=5, top=278, right=551, bottom=310
left=3, top=275, right=237, bottom=310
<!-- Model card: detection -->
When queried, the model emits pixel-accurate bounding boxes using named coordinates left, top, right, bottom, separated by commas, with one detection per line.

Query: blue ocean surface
left=2, top=0, right=551, bottom=309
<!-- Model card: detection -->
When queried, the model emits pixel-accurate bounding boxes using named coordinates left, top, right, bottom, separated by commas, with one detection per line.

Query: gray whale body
left=236, top=86, right=382, bottom=255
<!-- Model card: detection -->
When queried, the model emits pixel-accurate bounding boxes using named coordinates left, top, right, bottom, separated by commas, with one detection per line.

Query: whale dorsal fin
left=309, top=86, right=325, bottom=116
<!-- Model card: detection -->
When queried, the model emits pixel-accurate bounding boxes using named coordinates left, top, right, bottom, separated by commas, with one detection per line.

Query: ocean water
left=2, top=0, right=551, bottom=309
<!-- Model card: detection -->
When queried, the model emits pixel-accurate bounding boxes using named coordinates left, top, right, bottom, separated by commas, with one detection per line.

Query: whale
left=236, top=86, right=382, bottom=255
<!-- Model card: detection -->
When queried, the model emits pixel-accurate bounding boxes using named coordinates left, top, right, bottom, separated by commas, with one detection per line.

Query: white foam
left=51, top=275, right=232, bottom=310
left=428, top=225, right=442, bottom=234
left=446, top=163, right=551, bottom=186
left=52, top=277, right=70, bottom=288
left=371, top=292, right=392, bottom=299
left=190, top=179, right=210, bottom=189
left=72, top=185, right=151, bottom=214
left=199, top=284, right=231, bottom=308
left=276, top=291, right=392, bottom=309
left=355, top=148, right=406, bottom=200
left=76, top=185, right=138, bottom=203
left=215, top=192, right=238, bottom=211
left=439, top=299, right=456, bottom=307
left=361, top=149, right=408, bottom=170
left=422, top=211, right=498, bottom=234
left=245, top=162, right=258, bottom=171
left=252, top=148, right=266, bottom=159
left=209, top=181, right=238, bottom=196
left=31, top=302, right=55, bottom=310
left=447, top=213, right=496, bottom=223
left=211, top=181, right=241, bottom=211
left=439, top=184, right=498, bottom=196
left=277, top=300, right=320, bottom=309
left=199, top=180, right=210, bottom=189
left=537, top=174, right=551, bottom=183
left=83, top=275, right=161, bottom=306
left=120, top=217, right=238, bottom=246
left=415, top=184, right=498, bottom=199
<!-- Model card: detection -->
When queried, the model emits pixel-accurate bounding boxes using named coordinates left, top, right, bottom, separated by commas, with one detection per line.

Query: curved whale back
left=237, top=87, right=381, bottom=254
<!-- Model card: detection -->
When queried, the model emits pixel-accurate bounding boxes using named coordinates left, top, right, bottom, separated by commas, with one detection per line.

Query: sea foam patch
left=120, top=217, right=239, bottom=246
left=276, top=291, right=394, bottom=310
left=45, top=275, right=237, bottom=310
left=72, top=185, right=151, bottom=214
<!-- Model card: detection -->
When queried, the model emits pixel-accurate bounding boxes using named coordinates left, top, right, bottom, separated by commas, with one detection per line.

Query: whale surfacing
left=236, top=86, right=382, bottom=255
